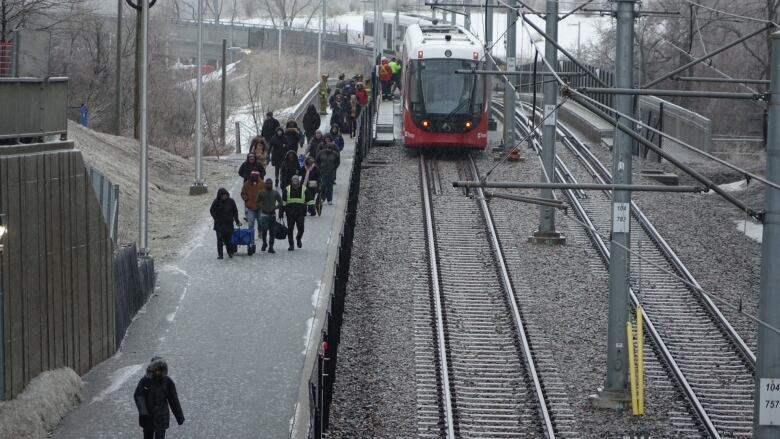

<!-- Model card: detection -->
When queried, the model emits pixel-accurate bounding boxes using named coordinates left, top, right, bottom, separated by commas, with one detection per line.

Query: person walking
left=318, top=74, right=330, bottom=114
left=240, top=171, right=264, bottom=251
left=279, top=149, right=301, bottom=190
left=281, top=175, right=311, bottom=251
left=284, top=120, right=304, bottom=151
left=316, top=142, right=340, bottom=205
left=209, top=188, right=241, bottom=259
left=307, top=130, right=326, bottom=159
left=378, top=58, right=393, bottom=99
left=330, top=94, right=345, bottom=129
left=261, top=111, right=280, bottom=144
left=355, top=82, right=368, bottom=108
left=269, top=127, right=286, bottom=187
left=348, top=95, right=359, bottom=138
left=248, top=136, right=270, bottom=168
left=389, top=57, right=401, bottom=94
left=238, top=153, right=265, bottom=181
left=255, top=178, right=283, bottom=253
left=302, top=104, right=321, bottom=144
left=134, top=357, right=185, bottom=439
left=300, top=156, right=321, bottom=216
left=328, top=124, right=345, bottom=152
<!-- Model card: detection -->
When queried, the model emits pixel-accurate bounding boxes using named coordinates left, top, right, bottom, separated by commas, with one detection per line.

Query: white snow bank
left=735, top=219, right=763, bottom=243
left=0, top=368, right=82, bottom=439
left=716, top=179, right=749, bottom=193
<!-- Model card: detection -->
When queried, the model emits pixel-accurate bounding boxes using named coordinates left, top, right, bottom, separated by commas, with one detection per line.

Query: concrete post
left=753, top=30, right=780, bottom=438
left=595, top=0, right=635, bottom=408
left=139, top=0, right=149, bottom=252
left=502, top=5, right=517, bottom=151
left=115, top=0, right=122, bottom=136
left=531, top=0, right=564, bottom=244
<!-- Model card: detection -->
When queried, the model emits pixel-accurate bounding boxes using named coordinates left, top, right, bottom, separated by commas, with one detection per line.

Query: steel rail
left=491, top=101, right=722, bottom=438
left=467, top=156, right=557, bottom=439
left=418, top=155, right=456, bottom=439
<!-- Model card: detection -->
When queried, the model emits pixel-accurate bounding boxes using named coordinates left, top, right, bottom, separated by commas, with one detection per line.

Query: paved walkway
left=53, top=116, right=354, bottom=439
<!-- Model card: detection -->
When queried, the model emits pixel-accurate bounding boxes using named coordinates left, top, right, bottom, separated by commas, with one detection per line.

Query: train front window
left=413, top=59, right=480, bottom=115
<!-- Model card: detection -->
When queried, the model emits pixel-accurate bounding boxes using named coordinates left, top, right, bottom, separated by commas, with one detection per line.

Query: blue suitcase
left=231, top=228, right=256, bottom=255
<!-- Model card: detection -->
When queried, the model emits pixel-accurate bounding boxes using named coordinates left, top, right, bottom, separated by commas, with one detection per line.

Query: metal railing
left=0, top=77, right=68, bottom=141
left=87, top=166, right=120, bottom=245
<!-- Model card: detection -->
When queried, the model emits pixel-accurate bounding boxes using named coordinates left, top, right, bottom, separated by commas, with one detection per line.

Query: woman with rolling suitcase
left=210, top=188, right=241, bottom=259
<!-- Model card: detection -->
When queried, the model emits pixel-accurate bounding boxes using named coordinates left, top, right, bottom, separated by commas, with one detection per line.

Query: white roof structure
left=403, top=24, right=484, bottom=60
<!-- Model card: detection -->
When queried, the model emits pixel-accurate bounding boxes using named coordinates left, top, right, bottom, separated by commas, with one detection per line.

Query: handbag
left=273, top=221, right=289, bottom=240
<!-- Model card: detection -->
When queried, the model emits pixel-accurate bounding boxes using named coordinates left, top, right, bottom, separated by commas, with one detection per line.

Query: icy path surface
left=53, top=115, right=354, bottom=438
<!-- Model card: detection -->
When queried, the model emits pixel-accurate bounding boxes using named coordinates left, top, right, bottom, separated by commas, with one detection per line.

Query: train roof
left=403, top=24, right=484, bottom=60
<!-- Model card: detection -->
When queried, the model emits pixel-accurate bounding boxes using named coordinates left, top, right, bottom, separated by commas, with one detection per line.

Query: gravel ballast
left=327, top=146, right=419, bottom=438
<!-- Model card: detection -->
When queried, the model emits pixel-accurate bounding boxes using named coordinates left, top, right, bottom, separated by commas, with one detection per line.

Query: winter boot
left=268, top=246, right=275, bottom=254
left=297, top=237, right=303, bottom=248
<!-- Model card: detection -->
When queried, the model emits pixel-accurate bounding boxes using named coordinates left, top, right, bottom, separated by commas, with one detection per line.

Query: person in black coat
left=209, top=188, right=241, bottom=259
left=260, top=111, right=280, bottom=143
left=330, top=94, right=346, bottom=129
left=307, top=130, right=326, bottom=159
left=238, top=153, right=266, bottom=181
left=302, top=104, right=321, bottom=144
left=283, top=120, right=304, bottom=151
left=299, top=156, right=321, bottom=216
left=134, top=357, right=184, bottom=439
left=269, top=127, right=287, bottom=186
left=279, top=150, right=302, bottom=191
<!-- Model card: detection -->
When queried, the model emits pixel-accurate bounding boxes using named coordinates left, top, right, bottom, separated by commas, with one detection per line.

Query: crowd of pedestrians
left=211, top=71, right=364, bottom=258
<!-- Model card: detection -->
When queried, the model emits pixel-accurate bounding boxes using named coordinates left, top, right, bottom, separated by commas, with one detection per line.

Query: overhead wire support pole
left=753, top=30, right=780, bottom=439
left=674, top=76, right=770, bottom=85
left=642, top=24, right=773, bottom=89
left=190, top=0, right=207, bottom=195
left=139, top=0, right=150, bottom=253
left=577, top=86, right=767, bottom=101
left=115, top=0, right=122, bottom=136
left=503, top=3, right=518, bottom=152
left=594, top=0, right=636, bottom=410
left=531, top=0, right=565, bottom=244
left=317, top=0, right=324, bottom=78
left=485, top=0, right=496, bottom=129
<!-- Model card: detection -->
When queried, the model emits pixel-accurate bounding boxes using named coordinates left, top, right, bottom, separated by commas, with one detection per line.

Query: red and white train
left=401, top=24, right=489, bottom=149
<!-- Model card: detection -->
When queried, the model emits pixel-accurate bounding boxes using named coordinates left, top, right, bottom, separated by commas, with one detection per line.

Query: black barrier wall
left=305, top=96, right=374, bottom=438
left=113, top=244, right=156, bottom=348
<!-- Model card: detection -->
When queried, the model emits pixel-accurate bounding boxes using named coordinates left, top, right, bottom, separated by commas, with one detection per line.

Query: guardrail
left=0, top=77, right=68, bottom=141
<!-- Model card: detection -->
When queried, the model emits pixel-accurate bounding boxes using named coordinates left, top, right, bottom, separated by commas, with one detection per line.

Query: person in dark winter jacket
left=255, top=178, right=283, bottom=253
left=238, top=153, right=265, bottom=181
left=279, top=150, right=301, bottom=190
left=134, top=357, right=185, bottom=439
left=316, top=143, right=340, bottom=205
left=328, top=90, right=342, bottom=111
left=348, top=95, right=359, bottom=138
left=261, top=112, right=280, bottom=143
left=299, top=156, right=321, bottom=216
left=307, top=130, right=326, bottom=159
left=280, top=175, right=313, bottom=251
left=284, top=120, right=303, bottom=151
left=302, top=104, right=321, bottom=144
left=330, top=94, right=345, bottom=128
left=209, top=188, right=241, bottom=259
left=328, top=124, right=345, bottom=152
left=269, top=127, right=287, bottom=186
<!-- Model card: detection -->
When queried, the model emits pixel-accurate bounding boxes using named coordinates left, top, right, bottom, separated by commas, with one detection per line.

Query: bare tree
left=1, top=0, right=86, bottom=40
left=245, top=68, right=264, bottom=133
left=250, top=0, right=317, bottom=28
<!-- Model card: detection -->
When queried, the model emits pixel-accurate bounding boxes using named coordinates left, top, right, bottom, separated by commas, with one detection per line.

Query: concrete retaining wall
left=0, top=143, right=114, bottom=399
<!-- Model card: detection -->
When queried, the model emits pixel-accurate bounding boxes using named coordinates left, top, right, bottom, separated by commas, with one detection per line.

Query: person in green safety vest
left=388, top=58, right=401, bottom=94
left=280, top=175, right=313, bottom=251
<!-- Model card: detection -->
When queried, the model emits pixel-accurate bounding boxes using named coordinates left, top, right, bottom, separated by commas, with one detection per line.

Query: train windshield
left=410, top=59, right=483, bottom=115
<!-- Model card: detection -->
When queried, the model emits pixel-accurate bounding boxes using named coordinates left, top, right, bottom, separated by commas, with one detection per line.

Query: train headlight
left=464, top=120, right=473, bottom=129
left=421, top=119, right=430, bottom=129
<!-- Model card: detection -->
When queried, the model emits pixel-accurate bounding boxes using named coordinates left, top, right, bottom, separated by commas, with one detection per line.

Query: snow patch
left=311, top=281, right=322, bottom=308
left=90, top=364, right=144, bottom=405
left=716, top=179, right=749, bottom=193
left=302, top=317, right=315, bottom=355
left=166, top=286, right=189, bottom=323
left=160, top=264, right=190, bottom=278
left=735, top=219, right=763, bottom=243
left=0, top=368, right=82, bottom=439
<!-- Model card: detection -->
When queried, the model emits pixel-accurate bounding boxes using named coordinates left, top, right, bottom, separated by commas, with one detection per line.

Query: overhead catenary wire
left=684, top=0, right=780, bottom=27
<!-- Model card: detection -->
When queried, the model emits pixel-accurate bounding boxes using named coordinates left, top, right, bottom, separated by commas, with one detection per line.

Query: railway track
left=414, top=152, right=562, bottom=438
left=493, top=100, right=756, bottom=437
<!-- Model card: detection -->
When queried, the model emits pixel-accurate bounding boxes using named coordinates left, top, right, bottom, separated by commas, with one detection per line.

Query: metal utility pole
left=318, top=0, right=324, bottom=78
left=485, top=0, right=496, bottom=130
left=115, top=0, right=123, bottom=135
left=139, top=0, right=150, bottom=252
left=532, top=0, right=564, bottom=244
left=376, top=0, right=384, bottom=57
left=569, top=21, right=581, bottom=59
left=502, top=4, right=517, bottom=151
left=595, top=0, right=636, bottom=408
left=220, top=38, right=227, bottom=147
left=278, top=27, right=282, bottom=61
left=753, top=30, right=780, bottom=438
left=464, top=0, right=471, bottom=30
left=190, top=0, right=207, bottom=195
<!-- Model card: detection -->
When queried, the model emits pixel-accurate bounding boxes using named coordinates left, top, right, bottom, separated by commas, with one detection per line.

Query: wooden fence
left=0, top=142, right=114, bottom=398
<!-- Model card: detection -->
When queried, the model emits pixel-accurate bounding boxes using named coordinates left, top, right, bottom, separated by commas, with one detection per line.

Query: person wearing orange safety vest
left=377, top=57, right=393, bottom=99
left=280, top=175, right=313, bottom=251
